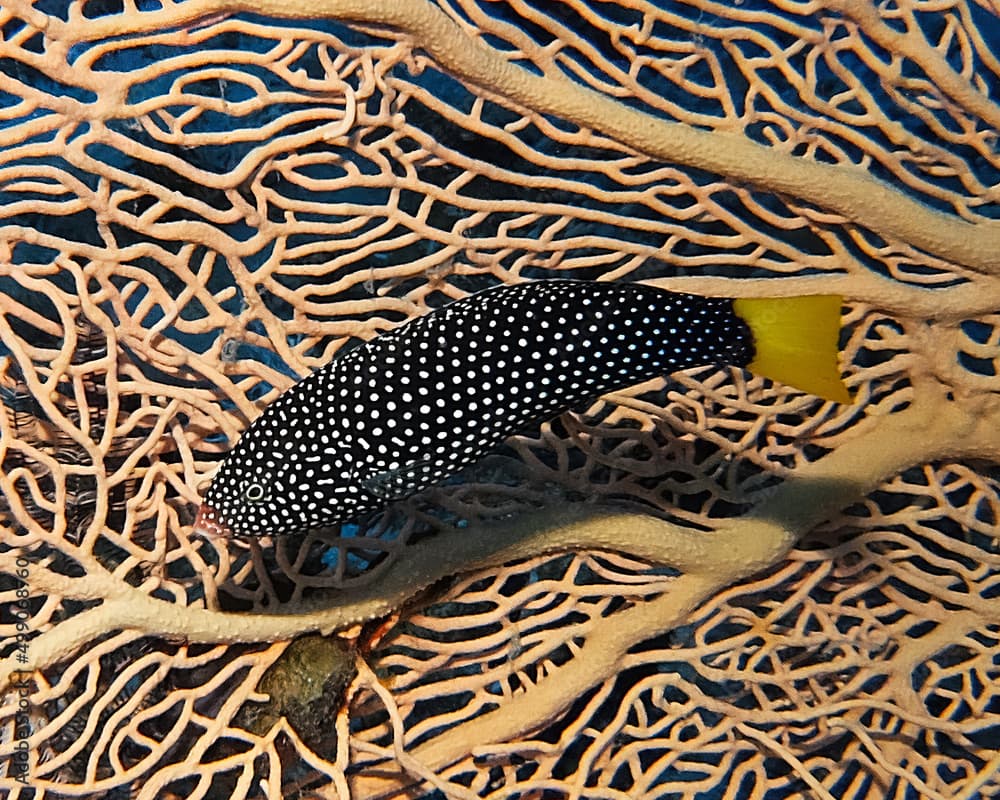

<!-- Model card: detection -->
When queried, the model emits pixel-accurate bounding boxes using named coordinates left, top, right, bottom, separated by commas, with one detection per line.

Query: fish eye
left=244, top=483, right=266, bottom=503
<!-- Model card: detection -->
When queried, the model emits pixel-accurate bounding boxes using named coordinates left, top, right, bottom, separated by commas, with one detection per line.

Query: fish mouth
left=192, top=503, right=234, bottom=539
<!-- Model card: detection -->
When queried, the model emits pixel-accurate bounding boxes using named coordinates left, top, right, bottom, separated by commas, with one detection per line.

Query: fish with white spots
left=194, top=280, right=850, bottom=537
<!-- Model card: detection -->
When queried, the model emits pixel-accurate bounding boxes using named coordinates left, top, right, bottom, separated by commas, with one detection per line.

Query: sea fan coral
left=1, top=1, right=998, bottom=798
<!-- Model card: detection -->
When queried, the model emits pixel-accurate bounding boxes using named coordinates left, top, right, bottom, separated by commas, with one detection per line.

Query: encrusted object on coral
left=233, top=634, right=357, bottom=757
left=1, top=0, right=999, bottom=798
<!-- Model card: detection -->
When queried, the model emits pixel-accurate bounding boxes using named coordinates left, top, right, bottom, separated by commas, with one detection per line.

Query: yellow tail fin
left=732, top=295, right=852, bottom=403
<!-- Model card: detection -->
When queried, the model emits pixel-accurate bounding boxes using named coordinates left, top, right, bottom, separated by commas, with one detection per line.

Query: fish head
left=192, top=393, right=359, bottom=538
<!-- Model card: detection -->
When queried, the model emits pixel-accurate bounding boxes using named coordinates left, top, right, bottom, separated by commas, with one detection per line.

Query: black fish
left=194, top=280, right=849, bottom=537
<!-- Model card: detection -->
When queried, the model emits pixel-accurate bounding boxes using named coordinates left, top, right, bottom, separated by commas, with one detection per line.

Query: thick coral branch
left=1, top=3, right=997, bottom=795
left=647, top=273, right=1000, bottom=322
left=826, top=0, right=1000, bottom=133
left=390, top=385, right=1000, bottom=780
left=6, top=385, right=997, bottom=715
left=30, top=0, right=1000, bottom=275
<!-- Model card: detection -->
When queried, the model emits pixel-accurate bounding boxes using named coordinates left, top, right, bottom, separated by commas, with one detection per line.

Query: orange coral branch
left=1, top=1, right=998, bottom=796
left=392, top=384, right=1000, bottom=776
left=4, top=383, right=997, bottom=733
left=27, top=0, right=1000, bottom=274
left=827, top=0, right=1000, bottom=133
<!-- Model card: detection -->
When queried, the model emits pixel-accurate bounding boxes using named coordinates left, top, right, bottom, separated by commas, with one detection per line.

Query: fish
left=193, top=280, right=850, bottom=538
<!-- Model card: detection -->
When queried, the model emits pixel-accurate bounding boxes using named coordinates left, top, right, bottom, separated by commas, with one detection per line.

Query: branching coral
left=0, top=0, right=998, bottom=798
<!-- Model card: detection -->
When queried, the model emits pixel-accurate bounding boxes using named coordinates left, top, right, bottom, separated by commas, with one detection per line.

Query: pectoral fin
left=360, top=459, right=443, bottom=500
